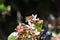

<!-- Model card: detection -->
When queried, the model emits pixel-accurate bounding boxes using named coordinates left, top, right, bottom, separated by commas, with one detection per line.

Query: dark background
left=4, top=0, right=60, bottom=17
left=0, top=0, right=60, bottom=40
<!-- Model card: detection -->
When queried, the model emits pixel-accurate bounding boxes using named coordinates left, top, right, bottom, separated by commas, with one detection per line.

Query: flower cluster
left=26, top=14, right=43, bottom=24
left=8, top=14, right=43, bottom=40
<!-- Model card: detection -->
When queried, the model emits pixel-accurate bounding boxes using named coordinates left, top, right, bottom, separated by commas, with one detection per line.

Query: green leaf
left=8, top=32, right=18, bottom=40
left=0, top=4, right=5, bottom=11
left=8, top=35, right=17, bottom=40
left=34, top=23, right=42, bottom=32
left=0, top=38, right=2, bottom=40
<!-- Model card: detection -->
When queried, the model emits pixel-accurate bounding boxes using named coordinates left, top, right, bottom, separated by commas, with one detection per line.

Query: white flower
left=31, top=24, right=35, bottom=29
left=32, top=14, right=37, bottom=19
left=35, top=32, right=40, bottom=35
left=28, top=35, right=31, bottom=38
left=28, top=21, right=35, bottom=29
left=28, top=21, right=32, bottom=26
left=26, top=25, right=30, bottom=28
left=33, top=29, right=40, bottom=35
left=32, top=14, right=39, bottom=21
